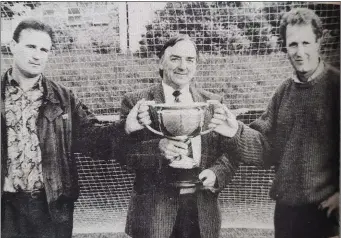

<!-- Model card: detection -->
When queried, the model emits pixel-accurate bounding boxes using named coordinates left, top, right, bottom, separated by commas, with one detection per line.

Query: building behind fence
left=1, top=1, right=340, bottom=236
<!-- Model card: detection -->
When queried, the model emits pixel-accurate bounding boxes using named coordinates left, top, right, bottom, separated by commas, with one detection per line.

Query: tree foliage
left=1, top=2, right=41, bottom=17
left=138, top=1, right=340, bottom=57
left=137, top=2, right=276, bottom=57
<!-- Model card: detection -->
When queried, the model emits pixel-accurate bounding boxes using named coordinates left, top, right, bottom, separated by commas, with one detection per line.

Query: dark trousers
left=274, top=202, right=339, bottom=238
left=1, top=191, right=74, bottom=238
left=170, top=193, right=201, bottom=238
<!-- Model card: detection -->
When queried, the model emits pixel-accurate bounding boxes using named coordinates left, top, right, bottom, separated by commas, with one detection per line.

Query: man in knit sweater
left=208, top=8, right=340, bottom=238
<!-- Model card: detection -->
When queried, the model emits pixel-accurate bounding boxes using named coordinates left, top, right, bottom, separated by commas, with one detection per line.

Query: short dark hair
left=279, top=8, right=323, bottom=52
left=13, top=18, right=54, bottom=44
left=158, top=34, right=199, bottom=78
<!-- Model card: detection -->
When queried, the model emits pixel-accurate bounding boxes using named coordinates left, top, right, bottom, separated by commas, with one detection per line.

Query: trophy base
left=167, top=168, right=201, bottom=188
left=171, top=180, right=202, bottom=188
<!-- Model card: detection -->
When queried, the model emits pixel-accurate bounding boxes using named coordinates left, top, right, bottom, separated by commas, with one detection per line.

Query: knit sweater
left=227, top=64, right=340, bottom=205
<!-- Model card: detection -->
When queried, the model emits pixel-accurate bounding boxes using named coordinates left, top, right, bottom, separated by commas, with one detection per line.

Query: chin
left=25, top=71, right=41, bottom=78
left=177, top=81, right=190, bottom=87
left=294, top=65, right=307, bottom=73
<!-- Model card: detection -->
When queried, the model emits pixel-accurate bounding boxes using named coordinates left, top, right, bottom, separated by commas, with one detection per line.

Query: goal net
left=1, top=1, right=339, bottom=236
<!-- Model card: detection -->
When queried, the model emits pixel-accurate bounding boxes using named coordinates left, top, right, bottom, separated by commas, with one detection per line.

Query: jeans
left=1, top=191, right=74, bottom=238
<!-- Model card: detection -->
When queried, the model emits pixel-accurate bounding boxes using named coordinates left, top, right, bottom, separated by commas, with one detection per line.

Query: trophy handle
left=199, top=100, right=220, bottom=135
left=200, top=127, right=214, bottom=135
left=145, top=125, right=164, bottom=136
left=143, top=100, right=165, bottom=136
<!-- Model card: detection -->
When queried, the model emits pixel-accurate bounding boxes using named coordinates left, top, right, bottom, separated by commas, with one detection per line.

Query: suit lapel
left=1, top=71, right=8, bottom=124
left=150, top=83, right=165, bottom=103
left=190, top=85, right=205, bottom=103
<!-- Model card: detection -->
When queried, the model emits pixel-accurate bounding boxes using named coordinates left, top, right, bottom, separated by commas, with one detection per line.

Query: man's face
left=10, top=29, right=52, bottom=78
left=286, top=24, right=320, bottom=75
left=160, top=40, right=197, bottom=89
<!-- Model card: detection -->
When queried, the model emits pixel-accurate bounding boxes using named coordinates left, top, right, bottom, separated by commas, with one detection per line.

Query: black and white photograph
left=1, top=1, right=340, bottom=238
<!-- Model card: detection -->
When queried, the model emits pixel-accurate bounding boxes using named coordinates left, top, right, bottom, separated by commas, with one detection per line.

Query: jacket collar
left=189, top=84, right=205, bottom=102
left=41, top=75, right=60, bottom=104
left=150, top=83, right=166, bottom=103
left=2, top=68, right=60, bottom=105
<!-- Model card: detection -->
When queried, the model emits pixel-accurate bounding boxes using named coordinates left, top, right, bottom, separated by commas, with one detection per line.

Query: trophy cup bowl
left=145, top=101, right=218, bottom=140
left=160, top=108, right=202, bottom=137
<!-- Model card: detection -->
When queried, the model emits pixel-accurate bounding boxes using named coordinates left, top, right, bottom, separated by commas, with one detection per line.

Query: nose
left=296, top=44, right=305, bottom=57
left=178, top=59, right=187, bottom=70
left=32, top=49, right=43, bottom=60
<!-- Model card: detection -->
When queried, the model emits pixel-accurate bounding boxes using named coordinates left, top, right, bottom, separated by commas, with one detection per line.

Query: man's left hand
left=208, top=103, right=239, bottom=138
left=199, top=169, right=217, bottom=192
left=319, top=192, right=339, bottom=218
left=168, top=155, right=196, bottom=169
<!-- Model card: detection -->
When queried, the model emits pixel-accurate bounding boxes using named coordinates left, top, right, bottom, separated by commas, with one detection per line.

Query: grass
left=72, top=228, right=274, bottom=238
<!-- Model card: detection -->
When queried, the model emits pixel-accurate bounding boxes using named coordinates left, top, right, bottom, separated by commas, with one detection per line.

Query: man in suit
left=118, top=35, right=239, bottom=238
left=1, top=18, right=143, bottom=238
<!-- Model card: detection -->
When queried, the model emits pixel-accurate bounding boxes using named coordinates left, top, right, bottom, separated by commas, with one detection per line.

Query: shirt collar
left=292, top=59, right=325, bottom=84
left=162, top=81, right=190, bottom=96
left=6, top=69, right=43, bottom=91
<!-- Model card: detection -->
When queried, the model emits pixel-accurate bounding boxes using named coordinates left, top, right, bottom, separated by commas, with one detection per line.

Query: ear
left=9, top=39, right=17, bottom=55
left=316, top=37, right=321, bottom=47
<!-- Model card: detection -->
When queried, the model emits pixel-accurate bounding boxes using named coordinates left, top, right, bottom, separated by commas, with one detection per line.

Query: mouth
left=294, top=59, right=305, bottom=65
left=29, top=62, right=40, bottom=66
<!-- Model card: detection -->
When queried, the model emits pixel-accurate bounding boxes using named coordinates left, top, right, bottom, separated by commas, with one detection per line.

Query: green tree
left=137, top=2, right=276, bottom=57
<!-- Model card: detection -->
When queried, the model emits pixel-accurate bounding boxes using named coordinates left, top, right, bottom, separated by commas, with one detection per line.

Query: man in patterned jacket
left=1, top=18, right=144, bottom=238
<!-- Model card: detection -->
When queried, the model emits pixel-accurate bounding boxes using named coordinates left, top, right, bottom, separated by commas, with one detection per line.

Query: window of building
left=68, top=7, right=81, bottom=26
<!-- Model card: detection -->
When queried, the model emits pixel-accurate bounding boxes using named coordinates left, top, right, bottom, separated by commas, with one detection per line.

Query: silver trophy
left=145, top=100, right=219, bottom=140
left=144, top=100, right=219, bottom=188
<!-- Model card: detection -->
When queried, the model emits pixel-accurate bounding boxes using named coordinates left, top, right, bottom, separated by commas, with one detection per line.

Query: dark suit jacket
left=118, top=83, right=239, bottom=238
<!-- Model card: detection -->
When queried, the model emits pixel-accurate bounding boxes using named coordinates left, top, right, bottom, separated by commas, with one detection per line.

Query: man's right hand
left=208, top=103, right=239, bottom=138
left=125, top=99, right=152, bottom=134
left=159, top=138, right=196, bottom=168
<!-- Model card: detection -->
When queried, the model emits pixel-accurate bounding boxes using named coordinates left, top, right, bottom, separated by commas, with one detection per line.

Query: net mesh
left=1, top=1, right=339, bottom=235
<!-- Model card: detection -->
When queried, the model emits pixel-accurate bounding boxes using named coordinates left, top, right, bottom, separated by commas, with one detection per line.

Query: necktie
left=173, top=90, right=194, bottom=160
left=172, top=90, right=181, bottom=103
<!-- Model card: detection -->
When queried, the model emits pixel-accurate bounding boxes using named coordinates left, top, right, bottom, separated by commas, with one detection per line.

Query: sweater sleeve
left=223, top=89, right=281, bottom=168
left=208, top=152, right=240, bottom=191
